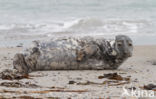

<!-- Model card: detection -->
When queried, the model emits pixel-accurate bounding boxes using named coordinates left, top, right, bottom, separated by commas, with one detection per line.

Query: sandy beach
left=0, top=0, right=156, bottom=98
left=0, top=45, right=155, bottom=98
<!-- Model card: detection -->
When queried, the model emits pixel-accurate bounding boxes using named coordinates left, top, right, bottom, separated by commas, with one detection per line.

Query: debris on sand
left=77, top=81, right=102, bottom=85
left=71, top=73, right=131, bottom=86
left=50, top=86, right=65, bottom=89
left=152, top=61, right=156, bottom=65
left=147, top=60, right=156, bottom=65
left=0, top=81, right=41, bottom=88
left=94, top=73, right=131, bottom=86
left=128, top=87, right=136, bottom=90
left=98, top=75, right=105, bottom=79
left=108, top=81, right=130, bottom=86
left=0, top=69, right=30, bottom=80
left=68, top=80, right=76, bottom=84
left=76, top=80, right=129, bottom=86
left=30, top=89, right=88, bottom=93
left=0, top=89, right=88, bottom=94
left=12, top=96, right=60, bottom=99
left=0, top=82, right=25, bottom=88
left=18, top=96, right=59, bottom=99
left=143, top=84, right=156, bottom=91
left=98, top=73, right=130, bottom=81
left=10, top=96, right=59, bottom=99
left=16, top=96, right=42, bottom=99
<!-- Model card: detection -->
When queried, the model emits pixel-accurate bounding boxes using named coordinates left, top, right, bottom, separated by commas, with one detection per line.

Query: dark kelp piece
left=152, top=61, right=156, bottom=65
left=0, top=81, right=41, bottom=88
left=143, top=84, right=156, bottom=90
left=98, top=72, right=130, bottom=81
left=0, top=69, right=29, bottom=80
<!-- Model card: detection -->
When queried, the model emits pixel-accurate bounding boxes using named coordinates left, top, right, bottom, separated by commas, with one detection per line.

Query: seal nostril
left=124, top=52, right=128, bottom=55
left=123, top=52, right=130, bottom=56
left=124, top=52, right=131, bottom=57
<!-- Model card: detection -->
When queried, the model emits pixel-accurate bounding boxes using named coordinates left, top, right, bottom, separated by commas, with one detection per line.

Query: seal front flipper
left=13, top=53, right=29, bottom=74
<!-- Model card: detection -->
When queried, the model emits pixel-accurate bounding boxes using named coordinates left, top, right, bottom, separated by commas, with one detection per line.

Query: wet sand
left=0, top=45, right=156, bottom=98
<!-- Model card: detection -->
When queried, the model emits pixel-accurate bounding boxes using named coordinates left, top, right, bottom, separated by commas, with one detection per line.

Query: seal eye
left=117, top=43, right=122, bottom=47
left=129, top=43, right=132, bottom=46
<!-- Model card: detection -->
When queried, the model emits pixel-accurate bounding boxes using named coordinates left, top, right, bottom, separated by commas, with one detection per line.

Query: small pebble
left=68, top=81, right=76, bottom=84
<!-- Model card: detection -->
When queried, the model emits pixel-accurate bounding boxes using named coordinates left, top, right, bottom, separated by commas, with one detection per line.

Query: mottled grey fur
left=13, top=35, right=133, bottom=74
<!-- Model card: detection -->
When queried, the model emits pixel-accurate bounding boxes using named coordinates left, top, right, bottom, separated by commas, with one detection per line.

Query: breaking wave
left=0, top=17, right=155, bottom=37
left=60, top=18, right=155, bottom=36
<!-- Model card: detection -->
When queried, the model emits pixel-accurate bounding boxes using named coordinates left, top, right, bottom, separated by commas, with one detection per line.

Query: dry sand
left=0, top=46, right=156, bottom=99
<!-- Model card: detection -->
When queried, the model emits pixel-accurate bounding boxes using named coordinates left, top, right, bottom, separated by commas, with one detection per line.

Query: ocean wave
left=0, top=18, right=155, bottom=47
left=0, top=18, right=154, bottom=37
left=60, top=18, right=154, bottom=36
left=64, top=18, right=103, bottom=29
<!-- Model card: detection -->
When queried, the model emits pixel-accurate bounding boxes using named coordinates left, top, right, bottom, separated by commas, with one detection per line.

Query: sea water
left=0, top=0, right=156, bottom=47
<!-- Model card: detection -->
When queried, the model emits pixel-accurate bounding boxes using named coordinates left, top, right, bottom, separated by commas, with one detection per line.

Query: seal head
left=114, top=35, right=133, bottom=58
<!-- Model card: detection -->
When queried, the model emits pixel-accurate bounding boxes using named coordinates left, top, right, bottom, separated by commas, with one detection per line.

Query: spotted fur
left=13, top=35, right=133, bottom=73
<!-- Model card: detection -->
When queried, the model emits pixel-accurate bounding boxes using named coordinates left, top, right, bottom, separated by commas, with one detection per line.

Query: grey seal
left=13, top=35, right=133, bottom=74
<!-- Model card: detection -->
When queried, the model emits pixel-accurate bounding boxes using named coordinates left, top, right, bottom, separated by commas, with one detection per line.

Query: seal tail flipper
left=13, top=53, right=29, bottom=74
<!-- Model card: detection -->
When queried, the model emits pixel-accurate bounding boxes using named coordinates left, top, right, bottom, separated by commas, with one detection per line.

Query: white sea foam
left=0, top=18, right=155, bottom=38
